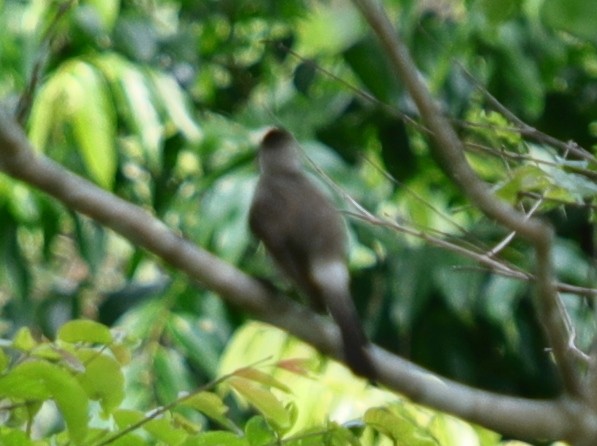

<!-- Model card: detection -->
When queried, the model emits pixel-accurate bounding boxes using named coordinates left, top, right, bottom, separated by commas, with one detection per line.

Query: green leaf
left=0, top=349, right=8, bottom=373
left=182, top=392, right=236, bottom=431
left=154, top=346, right=194, bottom=403
left=344, top=37, right=402, bottom=103
left=244, top=416, right=276, bottom=446
left=364, top=407, right=435, bottom=446
left=109, top=434, right=147, bottom=446
left=29, top=60, right=117, bottom=189
left=145, top=416, right=189, bottom=445
left=481, top=276, right=523, bottom=323
left=0, top=428, right=36, bottom=446
left=12, top=327, right=37, bottom=351
left=113, top=408, right=145, bottom=429
left=76, top=348, right=125, bottom=415
left=86, top=0, right=121, bottom=30
left=183, top=431, right=248, bottom=446
left=228, top=377, right=292, bottom=432
left=198, top=172, right=255, bottom=263
left=28, top=74, right=66, bottom=151
left=167, top=315, right=221, bottom=377
left=150, top=71, right=203, bottom=142
left=298, top=3, right=364, bottom=55
left=57, top=319, right=113, bottom=344
left=0, top=363, right=50, bottom=400
left=542, top=0, right=597, bottom=43
left=293, top=61, right=317, bottom=96
left=234, top=367, right=291, bottom=394
left=324, top=422, right=361, bottom=446
left=433, top=256, right=484, bottom=320
left=97, top=55, right=163, bottom=170
left=476, top=0, right=521, bottom=24
left=496, top=165, right=550, bottom=202
left=429, top=414, right=481, bottom=446
left=0, top=361, right=89, bottom=443
left=69, top=61, right=117, bottom=189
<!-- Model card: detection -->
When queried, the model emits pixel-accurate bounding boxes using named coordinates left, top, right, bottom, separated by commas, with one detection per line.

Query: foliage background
left=0, top=0, right=596, bottom=444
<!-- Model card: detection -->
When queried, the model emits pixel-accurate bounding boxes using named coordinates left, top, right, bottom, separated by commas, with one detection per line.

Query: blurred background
left=1, top=0, right=596, bottom=437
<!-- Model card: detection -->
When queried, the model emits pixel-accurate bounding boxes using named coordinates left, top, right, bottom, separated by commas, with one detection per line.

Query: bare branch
left=266, top=40, right=430, bottom=135
left=0, top=110, right=585, bottom=442
left=459, top=67, right=595, bottom=162
left=309, top=148, right=597, bottom=298
left=350, top=0, right=582, bottom=398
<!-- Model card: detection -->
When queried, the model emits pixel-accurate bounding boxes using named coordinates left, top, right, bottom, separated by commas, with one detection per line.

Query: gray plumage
left=249, top=128, right=374, bottom=378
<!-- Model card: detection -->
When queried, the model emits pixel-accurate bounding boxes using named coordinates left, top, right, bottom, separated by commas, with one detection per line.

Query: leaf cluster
left=0, top=0, right=596, bottom=444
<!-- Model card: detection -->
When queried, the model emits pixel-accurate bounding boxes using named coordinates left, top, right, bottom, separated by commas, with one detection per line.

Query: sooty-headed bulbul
left=249, top=128, right=375, bottom=378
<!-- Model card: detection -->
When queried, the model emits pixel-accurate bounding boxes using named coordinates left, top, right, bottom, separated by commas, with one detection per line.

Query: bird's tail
left=325, top=289, right=376, bottom=379
left=311, top=259, right=376, bottom=379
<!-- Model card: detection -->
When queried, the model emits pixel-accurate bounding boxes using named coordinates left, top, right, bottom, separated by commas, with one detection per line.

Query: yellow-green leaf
left=234, top=367, right=291, bottom=393
left=86, top=0, right=120, bottom=30
left=364, top=407, right=435, bottom=446
left=228, top=377, right=291, bottom=431
left=0, top=349, right=8, bottom=373
left=76, top=348, right=124, bottom=415
left=12, top=327, right=38, bottom=351
left=145, top=416, right=189, bottom=445
left=57, top=319, right=113, bottom=344
left=182, top=392, right=236, bottom=431
left=183, top=431, right=247, bottom=446
left=113, top=408, right=145, bottom=429
left=69, top=61, right=117, bottom=189
left=0, top=361, right=89, bottom=443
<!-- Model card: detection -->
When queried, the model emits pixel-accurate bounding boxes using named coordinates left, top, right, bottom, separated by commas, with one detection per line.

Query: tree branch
left=350, top=0, right=583, bottom=399
left=0, top=110, right=586, bottom=442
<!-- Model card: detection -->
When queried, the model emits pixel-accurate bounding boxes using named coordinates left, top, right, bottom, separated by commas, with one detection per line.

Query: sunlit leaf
left=154, top=346, right=195, bottom=403
left=182, top=431, right=248, bottom=446
left=69, top=61, right=117, bottom=189
left=118, top=63, right=163, bottom=169
left=150, top=71, right=203, bottom=142
left=0, top=361, right=89, bottom=443
left=0, top=349, right=8, bottom=373
left=167, top=315, right=221, bottom=377
left=495, top=165, right=551, bottom=202
left=228, top=377, right=292, bottom=431
left=182, top=392, right=237, bottom=431
left=86, top=0, right=121, bottom=30
left=76, top=348, right=125, bottom=415
left=12, top=327, right=37, bottom=351
left=234, top=367, right=291, bottom=394
left=430, top=413, right=481, bottom=446
left=57, top=319, right=113, bottom=344
left=298, top=3, right=364, bottom=55
left=29, top=60, right=117, bottom=189
left=364, top=407, right=435, bottom=445
left=145, top=416, right=189, bottom=445
left=274, top=358, right=312, bottom=377
left=113, top=408, right=145, bottom=429
left=244, top=416, right=276, bottom=446
left=0, top=428, right=35, bottom=446
left=93, top=53, right=163, bottom=170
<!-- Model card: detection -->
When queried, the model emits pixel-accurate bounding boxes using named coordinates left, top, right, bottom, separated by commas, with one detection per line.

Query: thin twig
left=485, top=193, right=544, bottom=258
left=350, top=0, right=583, bottom=397
left=92, top=361, right=270, bottom=446
left=15, top=0, right=76, bottom=124
left=0, top=106, right=582, bottom=443
left=459, top=66, right=594, bottom=162
left=264, top=39, right=431, bottom=135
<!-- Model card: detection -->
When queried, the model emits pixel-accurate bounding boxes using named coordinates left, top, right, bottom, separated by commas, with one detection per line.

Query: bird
left=248, top=127, right=375, bottom=378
